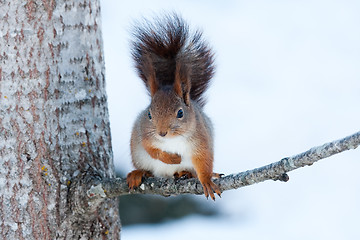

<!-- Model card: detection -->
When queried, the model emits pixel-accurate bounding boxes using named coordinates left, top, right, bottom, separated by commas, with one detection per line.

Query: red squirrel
left=126, top=13, right=222, bottom=200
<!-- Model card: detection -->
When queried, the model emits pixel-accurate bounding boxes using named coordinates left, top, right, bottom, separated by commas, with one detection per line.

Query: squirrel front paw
left=126, top=170, right=152, bottom=190
left=144, top=146, right=181, bottom=164
left=159, top=152, right=182, bottom=164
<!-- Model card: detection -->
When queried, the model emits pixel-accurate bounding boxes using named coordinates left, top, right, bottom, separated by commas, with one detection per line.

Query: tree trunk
left=0, top=0, right=120, bottom=239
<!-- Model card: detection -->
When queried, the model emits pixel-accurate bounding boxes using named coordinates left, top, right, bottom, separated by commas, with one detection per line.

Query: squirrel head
left=146, top=85, right=196, bottom=139
left=143, top=59, right=195, bottom=138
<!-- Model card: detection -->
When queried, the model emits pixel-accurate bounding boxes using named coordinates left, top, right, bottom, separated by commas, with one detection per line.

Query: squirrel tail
left=131, top=13, right=215, bottom=106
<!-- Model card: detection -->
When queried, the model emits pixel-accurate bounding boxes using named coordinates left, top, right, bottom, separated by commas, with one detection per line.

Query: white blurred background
left=100, top=0, right=360, bottom=239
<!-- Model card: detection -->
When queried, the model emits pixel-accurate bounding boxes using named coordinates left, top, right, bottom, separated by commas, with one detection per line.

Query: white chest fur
left=132, top=135, right=195, bottom=177
left=153, top=135, right=192, bottom=155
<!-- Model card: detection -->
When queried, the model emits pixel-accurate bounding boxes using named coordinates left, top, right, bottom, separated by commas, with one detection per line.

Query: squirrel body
left=127, top=13, right=221, bottom=200
left=131, top=99, right=212, bottom=177
left=131, top=114, right=195, bottom=178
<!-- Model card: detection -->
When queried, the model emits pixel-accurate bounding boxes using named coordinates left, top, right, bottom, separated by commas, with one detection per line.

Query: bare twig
left=85, top=131, right=360, bottom=201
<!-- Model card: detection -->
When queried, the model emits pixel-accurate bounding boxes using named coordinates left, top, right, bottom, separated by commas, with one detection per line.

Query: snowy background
left=100, top=0, right=360, bottom=239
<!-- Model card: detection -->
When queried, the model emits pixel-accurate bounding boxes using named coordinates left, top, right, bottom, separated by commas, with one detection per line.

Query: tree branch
left=83, top=131, right=359, bottom=203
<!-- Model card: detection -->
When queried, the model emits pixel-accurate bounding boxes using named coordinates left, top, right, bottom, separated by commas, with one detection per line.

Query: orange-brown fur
left=191, top=115, right=221, bottom=200
left=142, top=143, right=182, bottom=165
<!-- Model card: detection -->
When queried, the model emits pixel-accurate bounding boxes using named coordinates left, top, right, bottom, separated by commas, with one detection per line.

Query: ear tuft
left=174, top=61, right=191, bottom=105
left=143, top=55, right=158, bottom=96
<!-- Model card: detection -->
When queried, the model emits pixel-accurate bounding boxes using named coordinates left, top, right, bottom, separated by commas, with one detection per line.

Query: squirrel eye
left=148, top=110, right=152, bottom=119
left=177, top=109, right=184, bottom=118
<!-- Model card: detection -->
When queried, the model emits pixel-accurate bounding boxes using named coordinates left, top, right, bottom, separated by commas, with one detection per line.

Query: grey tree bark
left=0, top=1, right=120, bottom=239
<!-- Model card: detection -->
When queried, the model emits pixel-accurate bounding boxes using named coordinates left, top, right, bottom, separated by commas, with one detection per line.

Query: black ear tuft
left=174, top=61, right=191, bottom=106
left=142, top=55, right=158, bottom=96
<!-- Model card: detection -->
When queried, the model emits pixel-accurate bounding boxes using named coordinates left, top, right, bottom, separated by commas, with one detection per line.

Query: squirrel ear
left=174, top=62, right=191, bottom=106
left=143, top=55, right=158, bottom=96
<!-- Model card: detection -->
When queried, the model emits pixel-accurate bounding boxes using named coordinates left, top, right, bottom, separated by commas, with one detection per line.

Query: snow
left=100, top=0, right=360, bottom=239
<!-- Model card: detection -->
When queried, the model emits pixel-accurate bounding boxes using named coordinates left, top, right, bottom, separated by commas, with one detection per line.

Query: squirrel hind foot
left=174, top=170, right=195, bottom=180
left=201, top=179, right=222, bottom=201
left=126, top=170, right=153, bottom=190
left=212, top=172, right=224, bottom=179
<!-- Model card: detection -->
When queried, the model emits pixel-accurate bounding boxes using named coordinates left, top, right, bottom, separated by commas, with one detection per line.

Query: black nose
left=159, top=131, right=167, bottom=137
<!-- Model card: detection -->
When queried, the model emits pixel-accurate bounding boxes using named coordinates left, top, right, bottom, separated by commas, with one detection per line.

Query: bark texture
left=85, top=131, right=360, bottom=199
left=0, top=1, right=120, bottom=239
